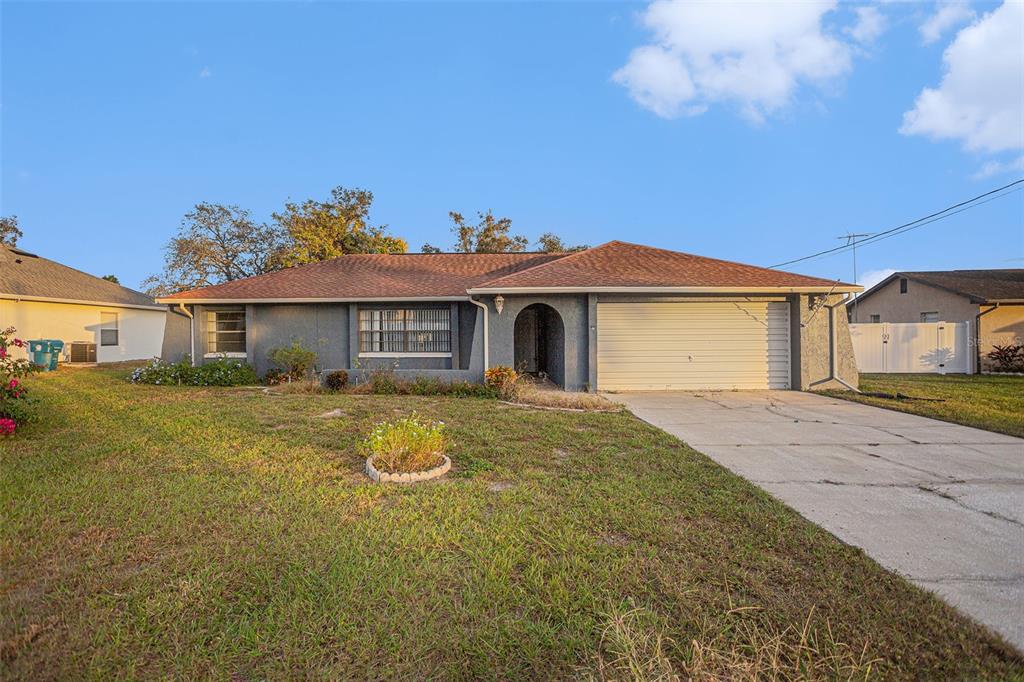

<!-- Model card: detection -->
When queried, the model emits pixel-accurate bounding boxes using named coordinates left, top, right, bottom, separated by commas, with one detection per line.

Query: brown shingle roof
left=158, top=241, right=855, bottom=302
left=898, top=269, right=1024, bottom=302
left=471, top=241, right=854, bottom=291
left=159, top=252, right=568, bottom=301
left=0, top=247, right=160, bottom=308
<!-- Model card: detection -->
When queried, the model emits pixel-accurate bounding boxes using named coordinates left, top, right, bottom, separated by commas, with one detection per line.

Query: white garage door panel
left=597, top=302, right=791, bottom=390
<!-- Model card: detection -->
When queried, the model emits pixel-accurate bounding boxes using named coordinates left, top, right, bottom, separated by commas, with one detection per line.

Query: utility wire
left=769, top=178, right=1024, bottom=269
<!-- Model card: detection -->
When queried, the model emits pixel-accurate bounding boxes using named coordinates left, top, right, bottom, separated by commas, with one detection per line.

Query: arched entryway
left=513, top=303, right=565, bottom=386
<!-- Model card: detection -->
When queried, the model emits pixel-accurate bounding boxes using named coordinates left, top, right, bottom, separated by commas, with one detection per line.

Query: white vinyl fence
left=849, top=321, right=972, bottom=374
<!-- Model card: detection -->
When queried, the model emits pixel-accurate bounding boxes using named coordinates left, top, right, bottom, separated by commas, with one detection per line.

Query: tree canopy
left=1, top=216, right=22, bottom=247
left=422, top=211, right=587, bottom=254
left=101, top=275, right=120, bottom=284
left=272, top=187, right=406, bottom=267
left=144, top=186, right=406, bottom=296
left=142, top=203, right=285, bottom=297
left=535, top=232, right=588, bottom=253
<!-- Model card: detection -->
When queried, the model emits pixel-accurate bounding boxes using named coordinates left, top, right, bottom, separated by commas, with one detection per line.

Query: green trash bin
left=27, top=340, right=53, bottom=371
left=47, top=340, right=64, bottom=370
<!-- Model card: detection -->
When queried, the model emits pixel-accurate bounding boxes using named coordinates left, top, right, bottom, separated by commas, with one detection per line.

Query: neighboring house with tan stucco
left=0, top=246, right=185, bottom=364
left=848, top=269, right=1024, bottom=371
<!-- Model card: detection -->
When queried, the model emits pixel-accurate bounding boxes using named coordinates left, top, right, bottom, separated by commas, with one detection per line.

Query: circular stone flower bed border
left=365, top=455, right=451, bottom=484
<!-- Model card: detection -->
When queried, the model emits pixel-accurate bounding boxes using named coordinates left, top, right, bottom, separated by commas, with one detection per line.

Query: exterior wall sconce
left=494, top=294, right=505, bottom=315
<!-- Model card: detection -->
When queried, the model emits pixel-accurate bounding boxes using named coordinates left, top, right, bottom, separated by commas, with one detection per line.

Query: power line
left=769, top=178, right=1024, bottom=269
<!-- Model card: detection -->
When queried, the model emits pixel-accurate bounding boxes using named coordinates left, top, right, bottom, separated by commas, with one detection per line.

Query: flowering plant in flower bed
left=0, top=326, right=39, bottom=435
left=130, top=357, right=258, bottom=386
left=360, top=413, right=447, bottom=473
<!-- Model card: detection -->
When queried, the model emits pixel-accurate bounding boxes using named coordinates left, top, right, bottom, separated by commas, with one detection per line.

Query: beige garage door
left=597, top=301, right=791, bottom=390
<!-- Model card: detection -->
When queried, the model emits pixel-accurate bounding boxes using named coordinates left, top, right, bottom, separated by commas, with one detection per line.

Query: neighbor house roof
left=156, top=241, right=858, bottom=304
left=852, top=269, right=1024, bottom=305
left=470, top=241, right=857, bottom=293
left=0, top=247, right=162, bottom=309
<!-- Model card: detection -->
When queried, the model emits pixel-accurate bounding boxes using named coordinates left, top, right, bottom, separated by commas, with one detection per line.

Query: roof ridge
left=472, top=241, right=613, bottom=289
left=4, top=249, right=154, bottom=300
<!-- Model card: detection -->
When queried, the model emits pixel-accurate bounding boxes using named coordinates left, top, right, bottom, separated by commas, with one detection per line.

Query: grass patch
left=826, top=373, right=1024, bottom=438
left=515, top=384, right=618, bottom=411
left=1, top=367, right=1021, bottom=678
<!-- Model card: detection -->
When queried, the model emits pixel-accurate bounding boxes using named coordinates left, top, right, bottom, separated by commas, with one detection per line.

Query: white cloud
left=199, top=66, right=212, bottom=79
left=613, top=0, right=858, bottom=122
left=920, top=2, right=975, bottom=45
left=900, top=1, right=1024, bottom=154
left=848, top=6, right=887, bottom=44
left=972, top=155, right=1024, bottom=180
left=858, top=268, right=898, bottom=290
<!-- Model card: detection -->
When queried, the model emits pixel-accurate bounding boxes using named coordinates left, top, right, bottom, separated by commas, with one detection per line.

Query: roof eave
left=0, top=293, right=164, bottom=311
left=467, top=285, right=863, bottom=295
left=155, top=295, right=473, bottom=305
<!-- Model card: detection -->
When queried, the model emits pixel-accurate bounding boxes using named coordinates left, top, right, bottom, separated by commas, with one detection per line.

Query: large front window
left=206, top=307, right=246, bottom=354
left=359, top=308, right=451, bottom=355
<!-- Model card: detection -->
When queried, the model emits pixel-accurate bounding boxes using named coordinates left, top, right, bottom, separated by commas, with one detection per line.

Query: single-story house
left=0, top=246, right=185, bottom=364
left=848, top=269, right=1024, bottom=371
left=157, top=241, right=862, bottom=391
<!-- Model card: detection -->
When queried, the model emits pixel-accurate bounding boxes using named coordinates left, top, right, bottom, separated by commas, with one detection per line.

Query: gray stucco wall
left=249, top=303, right=350, bottom=375
left=849, top=277, right=978, bottom=324
left=484, top=294, right=589, bottom=391
left=794, top=294, right=859, bottom=391
left=160, top=309, right=192, bottom=362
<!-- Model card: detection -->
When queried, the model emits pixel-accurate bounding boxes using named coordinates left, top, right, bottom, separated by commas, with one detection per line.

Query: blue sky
left=2, top=1, right=1022, bottom=291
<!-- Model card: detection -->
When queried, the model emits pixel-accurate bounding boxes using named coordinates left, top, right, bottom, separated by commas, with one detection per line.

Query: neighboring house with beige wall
left=0, top=246, right=180, bottom=364
left=848, top=269, right=1024, bottom=371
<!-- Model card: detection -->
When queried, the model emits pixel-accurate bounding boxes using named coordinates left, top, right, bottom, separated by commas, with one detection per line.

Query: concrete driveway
left=607, top=390, right=1024, bottom=651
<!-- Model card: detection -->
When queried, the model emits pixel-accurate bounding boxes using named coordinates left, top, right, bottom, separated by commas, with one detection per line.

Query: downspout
left=469, top=297, right=489, bottom=372
left=810, top=293, right=861, bottom=393
left=975, top=303, right=998, bottom=374
left=176, top=303, right=195, bottom=368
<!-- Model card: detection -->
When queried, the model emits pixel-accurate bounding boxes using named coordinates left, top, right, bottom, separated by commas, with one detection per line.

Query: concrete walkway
left=607, top=390, right=1024, bottom=651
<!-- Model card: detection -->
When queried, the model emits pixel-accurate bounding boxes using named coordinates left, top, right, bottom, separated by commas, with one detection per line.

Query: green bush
left=361, top=413, right=447, bottom=473
left=130, top=357, right=258, bottom=386
left=269, top=340, right=318, bottom=381
left=324, top=370, right=349, bottom=391
left=368, top=367, right=399, bottom=395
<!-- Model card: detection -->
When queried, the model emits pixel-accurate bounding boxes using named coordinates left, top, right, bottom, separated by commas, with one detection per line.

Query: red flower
left=0, top=347, right=6, bottom=358
left=13, top=339, right=23, bottom=347
left=8, top=379, right=17, bottom=390
left=0, top=418, right=15, bottom=436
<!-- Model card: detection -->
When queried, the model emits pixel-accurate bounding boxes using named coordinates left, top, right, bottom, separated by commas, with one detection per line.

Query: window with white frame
left=206, top=307, right=246, bottom=354
left=359, top=308, right=451, bottom=354
left=100, top=312, right=119, bottom=346
left=920, top=311, right=939, bottom=323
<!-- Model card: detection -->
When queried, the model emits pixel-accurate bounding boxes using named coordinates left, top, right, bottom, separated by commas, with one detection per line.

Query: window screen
left=359, top=308, right=451, bottom=354
left=207, top=308, right=246, bottom=353
left=920, top=312, right=939, bottom=323
left=869, top=314, right=880, bottom=323
left=100, top=312, right=119, bottom=346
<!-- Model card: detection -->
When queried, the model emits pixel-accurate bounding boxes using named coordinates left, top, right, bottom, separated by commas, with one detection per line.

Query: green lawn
left=2, top=367, right=1021, bottom=679
left=828, top=373, right=1024, bottom=438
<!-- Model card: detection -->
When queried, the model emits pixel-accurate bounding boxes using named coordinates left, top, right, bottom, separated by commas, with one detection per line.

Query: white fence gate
left=849, top=322, right=972, bottom=374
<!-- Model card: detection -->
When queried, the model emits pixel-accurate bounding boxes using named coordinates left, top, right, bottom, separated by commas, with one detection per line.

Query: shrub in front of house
left=361, top=413, right=447, bottom=474
left=130, top=357, right=258, bottom=386
left=323, top=370, right=349, bottom=391
left=987, top=344, right=1024, bottom=373
left=0, top=326, right=40, bottom=436
left=484, top=365, right=521, bottom=400
left=268, top=340, right=318, bottom=382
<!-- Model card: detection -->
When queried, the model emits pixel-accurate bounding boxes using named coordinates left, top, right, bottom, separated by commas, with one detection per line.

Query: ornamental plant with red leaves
left=0, top=326, right=39, bottom=435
